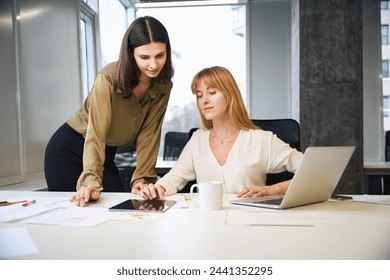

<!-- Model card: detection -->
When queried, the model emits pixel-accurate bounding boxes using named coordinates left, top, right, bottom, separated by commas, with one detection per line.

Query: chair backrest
left=163, top=131, right=189, bottom=160
left=115, top=145, right=137, bottom=192
left=251, top=118, right=301, bottom=151
left=386, top=131, right=390, bottom=162
left=185, top=119, right=301, bottom=186
left=188, top=127, right=198, bottom=140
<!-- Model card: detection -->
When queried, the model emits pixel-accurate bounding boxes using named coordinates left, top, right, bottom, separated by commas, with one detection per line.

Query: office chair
left=251, top=119, right=301, bottom=151
left=186, top=119, right=301, bottom=186
left=189, top=119, right=301, bottom=151
left=173, top=127, right=200, bottom=193
left=188, top=127, right=198, bottom=140
left=114, top=145, right=137, bottom=192
left=251, top=119, right=301, bottom=185
left=386, top=130, right=390, bottom=161
left=368, top=131, right=390, bottom=194
left=163, top=131, right=189, bottom=160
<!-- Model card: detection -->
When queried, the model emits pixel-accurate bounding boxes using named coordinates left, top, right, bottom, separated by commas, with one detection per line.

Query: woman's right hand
left=132, top=182, right=166, bottom=200
left=70, top=185, right=101, bottom=207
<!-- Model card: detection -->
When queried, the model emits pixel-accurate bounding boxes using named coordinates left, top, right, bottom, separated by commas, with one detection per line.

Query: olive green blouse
left=67, top=62, right=173, bottom=191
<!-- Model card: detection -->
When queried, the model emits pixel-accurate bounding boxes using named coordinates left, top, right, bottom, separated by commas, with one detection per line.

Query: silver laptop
left=229, top=146, right=355, bottom=210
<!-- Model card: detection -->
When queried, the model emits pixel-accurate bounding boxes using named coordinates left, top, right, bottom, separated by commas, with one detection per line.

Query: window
left=82, top=0, right=98, bottom=12
left=98, top=0, right=130, bottom=66
left=383, top=60, right=389, bottom=78
left=136, top=3, right=247, bottom=154
left=384, top=96, right=389, bottom=118
left=80, top=2, right=98, bottom=101
left=382, top=3, right=390, bottom=132
left=382, top=25, right=389, bottom=45
left=82, top=0, right=134, bottom=98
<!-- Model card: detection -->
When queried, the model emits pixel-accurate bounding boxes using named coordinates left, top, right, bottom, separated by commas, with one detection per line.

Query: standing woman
left=44, top=16, right=174, bottom=206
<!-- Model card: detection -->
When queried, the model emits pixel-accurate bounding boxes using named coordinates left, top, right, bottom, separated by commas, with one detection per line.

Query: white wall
left=0, top=0, right=82, bottom=186
left=0, top=0, right=21, bottom=183
left=363, top=0, right=383, bottom=161
left=248, top=0, right=292, bottom=119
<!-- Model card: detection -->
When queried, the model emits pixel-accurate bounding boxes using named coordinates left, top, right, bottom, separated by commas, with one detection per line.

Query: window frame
left=382, top=24, right=389, bottom=45
left=79, top=1, right=101, bottom=101
left=383, top=59, right=389, bottom=78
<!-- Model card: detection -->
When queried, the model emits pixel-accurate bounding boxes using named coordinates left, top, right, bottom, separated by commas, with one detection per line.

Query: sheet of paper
left=24, top=207, right=123, bottom=227
left=351, top=195, right=390, bottom=205
left=0, top=195, right=187, bottom=227
left=0, top=197, right=67, bottom=222
left=0, top=227, right=39, bottom=259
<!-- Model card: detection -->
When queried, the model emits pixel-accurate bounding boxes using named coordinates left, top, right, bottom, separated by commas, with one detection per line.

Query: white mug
left=190, top=181, right=224, bottom=210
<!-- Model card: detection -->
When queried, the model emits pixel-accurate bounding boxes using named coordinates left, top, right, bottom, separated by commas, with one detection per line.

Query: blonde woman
left=133, top=66, right=303, bottom=200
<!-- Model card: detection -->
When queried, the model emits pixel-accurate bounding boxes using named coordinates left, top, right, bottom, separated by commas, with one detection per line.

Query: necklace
left=211, top=128, right=239, bottom=144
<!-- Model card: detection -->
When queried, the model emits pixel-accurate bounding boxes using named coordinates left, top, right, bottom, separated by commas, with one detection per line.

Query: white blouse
left=157, top=128, right=304, bottom=195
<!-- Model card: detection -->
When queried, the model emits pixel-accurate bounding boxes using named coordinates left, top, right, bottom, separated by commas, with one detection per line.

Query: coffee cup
left=190, top=181, right=224, bottom=210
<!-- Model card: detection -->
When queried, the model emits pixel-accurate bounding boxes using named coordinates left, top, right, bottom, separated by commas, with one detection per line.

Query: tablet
left=108, top=199, right=176, bottom=213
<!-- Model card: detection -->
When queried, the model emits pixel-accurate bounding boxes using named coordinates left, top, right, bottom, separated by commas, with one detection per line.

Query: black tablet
left=108, top=199, right=176, bottom=212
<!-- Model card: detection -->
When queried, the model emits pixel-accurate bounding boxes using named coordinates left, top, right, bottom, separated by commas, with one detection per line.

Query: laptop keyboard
left=253, top=197, right=283, bottom=205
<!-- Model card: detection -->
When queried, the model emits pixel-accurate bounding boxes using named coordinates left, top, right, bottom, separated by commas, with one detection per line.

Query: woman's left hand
left=238, top=180, right=291, bottom=198
left=237, top=185, right=276, bottom=198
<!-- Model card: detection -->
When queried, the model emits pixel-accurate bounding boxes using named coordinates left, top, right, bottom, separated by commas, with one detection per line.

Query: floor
left=0, top=178, right=47, bottom=191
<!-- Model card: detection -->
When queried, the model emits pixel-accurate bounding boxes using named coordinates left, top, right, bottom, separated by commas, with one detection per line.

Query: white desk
left=155, top=158, right=176, bottom=175
left=116, top=156, right=176, bottom=175
left=364, top=161, right=390, bottom=175
left=364, top=161, right=390, bottom=194
left=1, top=191, right=390, bottom=260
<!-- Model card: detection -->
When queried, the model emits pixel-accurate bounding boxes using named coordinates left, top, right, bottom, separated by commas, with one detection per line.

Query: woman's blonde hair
left=191, top=66, right=258, bottom=130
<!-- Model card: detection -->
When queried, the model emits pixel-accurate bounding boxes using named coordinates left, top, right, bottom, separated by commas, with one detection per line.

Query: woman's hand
left=70, top=185, right=101, bottom=207
left=132, top=182, right=166, bottom=200
left=238, top=185, right=273, bottom=198
left=237, top=180, right=291, bottom=198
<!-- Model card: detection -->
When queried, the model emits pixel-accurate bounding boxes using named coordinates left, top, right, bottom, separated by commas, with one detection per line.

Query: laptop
left=229, top=146, right=355, bottom=210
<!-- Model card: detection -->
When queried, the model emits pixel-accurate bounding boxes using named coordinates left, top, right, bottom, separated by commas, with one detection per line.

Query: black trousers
left=44, top=123, right=125, bottom=192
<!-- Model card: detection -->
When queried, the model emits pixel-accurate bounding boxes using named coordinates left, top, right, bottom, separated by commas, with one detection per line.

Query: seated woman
left=132, top=66, right=304, bottom=200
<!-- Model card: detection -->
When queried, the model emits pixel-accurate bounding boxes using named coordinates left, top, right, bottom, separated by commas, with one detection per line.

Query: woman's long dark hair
left=116, top=16, right=174, bottom=98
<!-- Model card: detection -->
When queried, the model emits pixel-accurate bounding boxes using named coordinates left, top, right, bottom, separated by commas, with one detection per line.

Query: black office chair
left=186, top=119, right=301, bottom=186
left=163, top=131, right=189, bottom=160
left=114, top=145, right=137, bottom=192
left=386, top=130, right=390, bottom=161
left=251, top=119, right=301, bottom=151
left=368, top=131, right=390, bottom=194
left=251, top=119, right=301, bottom=185
left=188, top=127, right=198, bottom=140
left=175, top=127, right=200, bottom=193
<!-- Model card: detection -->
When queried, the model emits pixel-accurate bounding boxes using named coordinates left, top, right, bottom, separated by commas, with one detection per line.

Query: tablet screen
left=108, top=199, right=176, bottom=212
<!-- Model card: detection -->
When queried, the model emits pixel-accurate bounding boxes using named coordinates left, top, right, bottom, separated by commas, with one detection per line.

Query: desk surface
left=1, top=191, right=390, bottom=260
left=155, top=158, right=176, bottom=174
left=364, top=161, right=390, bottom=174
